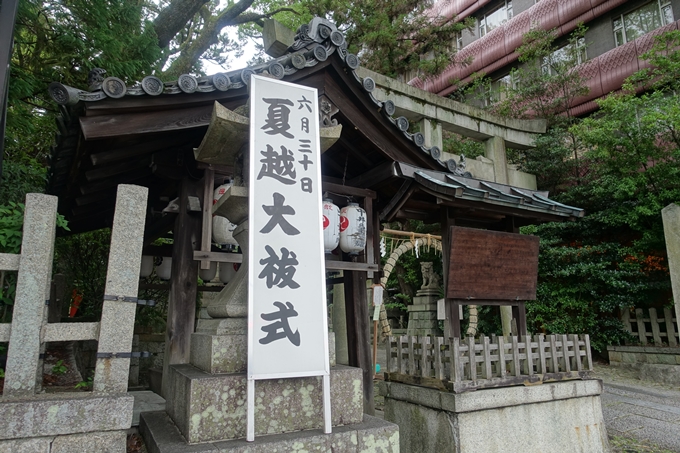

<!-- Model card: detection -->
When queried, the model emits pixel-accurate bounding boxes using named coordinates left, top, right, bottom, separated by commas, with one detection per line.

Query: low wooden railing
left=622, top=308, right=679, bottom=346
left=384, top=334, right=593, bottom=393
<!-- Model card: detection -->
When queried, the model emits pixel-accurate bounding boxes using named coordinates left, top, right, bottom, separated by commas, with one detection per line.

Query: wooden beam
left=347, top=162, right=398, bottom=192
left=200, top=170, right=214, bottom=270
left=90, top=136, right=189, bottom=166
left=162, top=177, right=202, bottom=398
left=322, top=181, right=376, bottom=199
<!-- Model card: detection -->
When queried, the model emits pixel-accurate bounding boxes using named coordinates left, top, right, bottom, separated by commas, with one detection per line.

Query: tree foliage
left=515, top=31, right=680, bottom=352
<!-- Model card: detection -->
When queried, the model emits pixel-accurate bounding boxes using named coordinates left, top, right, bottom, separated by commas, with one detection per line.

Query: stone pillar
left=662, top=203, right=680, bottom=330
left=420, top=117, right=443, bottom=150
left=485, top=135, right=509, bottom=185
left=95, top=185, right=148, bottom=394
left=485, top=135, right=512, bottom=337
left=4, top=194, right=57, bottom=396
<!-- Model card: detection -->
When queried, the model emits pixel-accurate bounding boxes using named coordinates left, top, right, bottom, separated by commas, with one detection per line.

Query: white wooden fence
left=622, top=308, right=679, bottom=346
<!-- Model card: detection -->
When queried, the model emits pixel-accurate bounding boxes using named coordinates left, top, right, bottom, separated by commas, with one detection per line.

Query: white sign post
left=247, top=75, right=331, bottom=442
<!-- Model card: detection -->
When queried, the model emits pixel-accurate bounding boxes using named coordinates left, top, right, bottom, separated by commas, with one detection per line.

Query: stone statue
left=420, top=262, right=441, bottom=291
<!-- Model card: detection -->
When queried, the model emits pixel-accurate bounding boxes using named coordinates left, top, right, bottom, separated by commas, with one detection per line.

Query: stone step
left=166, top=364, right=364, bottom=444
left=140, top=410, right=399, bottom=453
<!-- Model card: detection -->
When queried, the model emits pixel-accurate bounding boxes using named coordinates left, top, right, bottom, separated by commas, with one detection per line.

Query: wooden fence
left=622, top=308, right=679, bottom=346
left=384, top=334, right=593, bottom=393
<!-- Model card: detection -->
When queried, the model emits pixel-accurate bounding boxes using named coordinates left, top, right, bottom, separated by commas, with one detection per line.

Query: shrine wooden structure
left=46, top=18, right=583, bottom=413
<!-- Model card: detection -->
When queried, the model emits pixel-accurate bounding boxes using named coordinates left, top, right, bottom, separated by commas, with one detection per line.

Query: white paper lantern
left=339, top=203, right=367, bottom=255
left=213, top=183, right=230, bottom=205
left=322, top=199, right=340, bottom=253
left=219, top=262, right=238, bottom=284
left=140, top=255, right=154, bottom=278
left=212, top=216, right=237, bottom=245
left=212, top=182, right=237, bottom=245
left=199, top=261, right=217, bottom=282
left=156, top=257, right=172, bottom=280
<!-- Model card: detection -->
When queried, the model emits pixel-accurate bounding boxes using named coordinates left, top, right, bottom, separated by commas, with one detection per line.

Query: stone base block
left=140, top=411, right=399, bottom=453
left=0, top=430, right=126, bottom=453
left=191, top=333, right=247, bottom=374
left=380, top=379, right=608, bottom=453
left=0, top=392, right=133, bottom=440
left=196, top=318, right=247, bottom=335
left=166, top=364, right=363, bottom=444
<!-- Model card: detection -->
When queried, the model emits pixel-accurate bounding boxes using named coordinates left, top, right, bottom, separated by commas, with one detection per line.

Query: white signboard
left=247, top=75, right=331, bottom=440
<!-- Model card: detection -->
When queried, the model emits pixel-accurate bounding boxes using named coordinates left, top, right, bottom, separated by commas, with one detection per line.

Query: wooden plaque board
left=447, top=226, right=539, bottom=301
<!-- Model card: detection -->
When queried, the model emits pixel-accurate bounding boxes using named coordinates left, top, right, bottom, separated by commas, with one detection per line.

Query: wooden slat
left=482, top=336, right=492, bottom=379
left=42, top=322, right=100, bottom=342
left=467, top=336, right=476, bottom=382
left=664, top=308, right=677, bottom=346
left=524, top=335, right=533, bottom=375
left=397, top=335, right=404, bottom=373
left=650, top=308, right=663, bottom=345
left=497, top=336, right=506, bottom=378
left=385, top=336, right=393, bottom=373
left=562, top=335, right=571, bottom=372
left=583, top=334, right=593, bottom=371
left=325, top=261, right=379, bottom=272
left=422, top=336, right=431, bottom=377
left=549, top=335, right=558, bottom=373
left=636, top=308, right=647, bottom=344
left=408, top=336, right=415, bottom=375
left=536, top=334, right=547, bottom=374
left=511, top=336, right=521, bottom=377
left=0, top=323, right=10, bottom=342
left=572, top=334, right=582, bottom=371
left=435, top=337, right=444, bottom=380
left=0, top=253, right=20, bottom=271
left=452, top=337, right=461, bottom=382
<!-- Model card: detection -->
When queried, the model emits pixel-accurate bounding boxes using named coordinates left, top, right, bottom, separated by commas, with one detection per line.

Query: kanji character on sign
left=258, top=144, right=296, bottom=185
left=261, top=98, right=294, bottom=138
left=260, top=301, right=300, bottom=346
left=258, top=245, right=300, bottom=289
left=297, top=96, right=312, bottom=112
left=260, top=192, right=300, bottom=235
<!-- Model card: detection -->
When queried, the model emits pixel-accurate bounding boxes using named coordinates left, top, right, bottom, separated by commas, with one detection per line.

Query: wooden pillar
left=344, top=264, right=374, bottom=415
left=161, top=177, right=202, bottom=398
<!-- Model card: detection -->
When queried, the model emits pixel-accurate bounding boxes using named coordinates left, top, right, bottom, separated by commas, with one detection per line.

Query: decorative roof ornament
left=47, top=17, right=466, bottom=175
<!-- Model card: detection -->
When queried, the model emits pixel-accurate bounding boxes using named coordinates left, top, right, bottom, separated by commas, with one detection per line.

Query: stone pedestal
left=380, top=379, right=608, bottom=453
left=406, top=291, right=442, bottom=337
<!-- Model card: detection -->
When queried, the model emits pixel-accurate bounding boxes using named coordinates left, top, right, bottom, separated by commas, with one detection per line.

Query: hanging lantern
left=339, top=202, right=367, bottom=255
left=322, top=198, right=340, bottom=253
left=199, top=261, right=217, bottom=282
left=212, top=182, right=237, bottom=245
left=156, top=257, right=172, bottom=280
left=219, top=262, right=239, bottom=284
left=212, top=216, right=237, bottom=245
left=213, top=183, right=231, bottom=205
left=140, top=255, right=154, bottom=278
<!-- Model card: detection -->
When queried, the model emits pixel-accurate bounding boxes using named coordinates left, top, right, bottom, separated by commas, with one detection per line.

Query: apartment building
left=408, top=0, right=680, bottom=115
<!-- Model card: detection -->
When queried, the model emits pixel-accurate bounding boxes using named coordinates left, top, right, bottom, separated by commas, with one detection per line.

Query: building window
left=454, top=32, right=463, bottom=50
left=613, top=0, right=674, bottom=46
left=483, top=73, right=520, bottom=106
left=479, top=1, right=513, bottom=37
left=541, top=38, right=587, bottom=75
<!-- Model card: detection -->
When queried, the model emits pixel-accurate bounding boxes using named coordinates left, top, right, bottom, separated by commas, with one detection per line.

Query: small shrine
left=30, top=17, right=586, bottom=452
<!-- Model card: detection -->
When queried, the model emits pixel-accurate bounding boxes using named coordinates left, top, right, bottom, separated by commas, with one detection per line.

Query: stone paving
left=596, top=362, right=680, bottom=451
